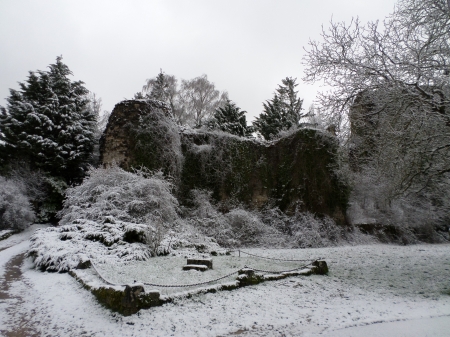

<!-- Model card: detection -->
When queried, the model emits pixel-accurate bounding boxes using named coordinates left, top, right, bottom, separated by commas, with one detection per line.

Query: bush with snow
left=186, top=190, right=343, bottom=248
left=185, top=190, right=235, bottom=247
left=0, top=176, right=35, bottom=230
left=6, top=164, right=68, bottom=223
left=28, top=166, right=378, bottom=272
left=58, top=165, right=179, bottom=226
left=346, top=169, right=450, bottom=243
left=29, top=166, right=180, bottom=271
left=28, top=166, right=225, bottom=271
left=259, top=208, right=351, bottom=248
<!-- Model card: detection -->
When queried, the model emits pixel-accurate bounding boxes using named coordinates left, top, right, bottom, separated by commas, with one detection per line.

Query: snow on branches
left=28, top=165, right=183, bottom=271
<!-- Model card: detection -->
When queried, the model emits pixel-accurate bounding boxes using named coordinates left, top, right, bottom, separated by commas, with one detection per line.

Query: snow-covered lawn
left=94, top=250, right=320, bottom=295
left=1, top=230, right=450, bottom=336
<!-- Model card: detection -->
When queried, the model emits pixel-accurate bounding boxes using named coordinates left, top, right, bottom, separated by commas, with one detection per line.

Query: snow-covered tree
left=303, top=0, right=449, bottom=189
left=0, top=57, right=97, bottom=182
left=89, top=93, right=110, bottom=167
left=253, top=77, right=305, bottom=140
left=253, top=95, right=286, bottom=140
left=207, top=100, right=253, bottom=137
left=141, top=70, right=195, bottom=125
left=276, top=77, right=304, bottom=126
left=303, top=0, right=450, bottom=228
left=139, top=72, right=229, bottom=127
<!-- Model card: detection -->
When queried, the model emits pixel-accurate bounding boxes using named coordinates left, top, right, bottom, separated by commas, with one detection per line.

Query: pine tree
left=207, top=100, right=252, bottom=137
left=276, top=77, right=304, bottom=126
left=253, top=95, right=286, bottom=140
left=0, top=57, right=97, bottom=182
left=253, top=77, right=304, bottom=140
left=147, top=70, right=169, bottom=102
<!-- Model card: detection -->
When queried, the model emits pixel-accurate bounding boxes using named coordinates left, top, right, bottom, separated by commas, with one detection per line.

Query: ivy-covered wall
left=100, top=100, right=348, bottom=225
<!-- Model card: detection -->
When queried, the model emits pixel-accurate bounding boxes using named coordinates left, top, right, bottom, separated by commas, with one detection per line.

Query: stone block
left=237, top=268, right=264, bottom=287
left=76, top=259, right=91, bottom=270
left=311, top=260, right=328, bottom=275
left=187, top=258, right=213, bottom=269
left=183, top=264, right=208, bottom=272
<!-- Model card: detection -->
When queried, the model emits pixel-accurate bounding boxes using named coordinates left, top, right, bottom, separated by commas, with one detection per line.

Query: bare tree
left=180, top=74, right=228, bottom=127
left=302, top=0, right=450, bottom=197
left=141, top=72, right=228, bottom=127
left=142, top=70, right=188, bottom=124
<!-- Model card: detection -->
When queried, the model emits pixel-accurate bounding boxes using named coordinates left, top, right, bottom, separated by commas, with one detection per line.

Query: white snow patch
left=2, top=243, right=450, bottom=336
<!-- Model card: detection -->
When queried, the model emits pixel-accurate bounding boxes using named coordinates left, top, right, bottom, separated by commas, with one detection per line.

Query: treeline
left=0, top=58, right=311, bottom=230
left=135, top=70, right=312, bottom=140
left=1, top=0, right=448, bottom=242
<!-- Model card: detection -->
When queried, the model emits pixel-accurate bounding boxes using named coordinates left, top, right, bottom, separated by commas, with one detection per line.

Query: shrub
left=187, top=190, right=287, bottom=247
left=29, top=165, right=181, bottom=271
left=0, top=176, right=35, bottom=230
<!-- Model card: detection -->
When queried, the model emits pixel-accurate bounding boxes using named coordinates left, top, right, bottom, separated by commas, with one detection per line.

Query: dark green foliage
left=276, top=77, right=304, bottom=126
left=0, top=57, right=97, bottom=183
left=101, top=100, right=349, bottom=225
left=253, top=95, right=286, bottom=140
left=207, top=100, right=253, bottom=137
left=133, top=92, right=145, bottom=99
left=253, top=77, right=304, bottom=140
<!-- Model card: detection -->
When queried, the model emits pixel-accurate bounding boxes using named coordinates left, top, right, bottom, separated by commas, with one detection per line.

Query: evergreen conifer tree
left=207, top=100, right=252, bottom=137
left=253, top=95, right=286, bottom=140
left=0, top=57, right=97, bottom=182
left=147, top=70, right=169, bottom=102
left=276, top=77, right=304, bottom=125
left=253, top=77, right=304, bottom=140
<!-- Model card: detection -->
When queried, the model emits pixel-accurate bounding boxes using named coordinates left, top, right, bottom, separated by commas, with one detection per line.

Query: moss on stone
left=101, top=100, right=349, bottom=224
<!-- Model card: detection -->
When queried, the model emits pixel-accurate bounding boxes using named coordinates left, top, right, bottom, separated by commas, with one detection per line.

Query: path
left=0, top=225, right=49, bottom=336
left=1, top=227, right=450, bottom=336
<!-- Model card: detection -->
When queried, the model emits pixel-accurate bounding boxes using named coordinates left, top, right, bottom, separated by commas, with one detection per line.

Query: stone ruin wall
left=100, top=100, right=349, bottom=225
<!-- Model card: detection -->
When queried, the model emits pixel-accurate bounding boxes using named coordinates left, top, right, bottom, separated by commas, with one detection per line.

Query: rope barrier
left=239, top=250, right=319, bottom=262
left=91, top=261, right=241, bottom=288
left=89, top=256, right=320, bottom=288
left=91, top=261, right=127, bottom=287
left=143, top=269, right=240, bottom=288
left=248, top=260, right=316, bottom=274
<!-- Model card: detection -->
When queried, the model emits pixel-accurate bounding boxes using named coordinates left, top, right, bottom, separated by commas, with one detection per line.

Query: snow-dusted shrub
left=260, top=208, right=347, bottom=248
left=8, top=165, right=47, bottom=205
left=186, top=190, right=235, bottom=246
left=29, top=219, right=152, bottom=272
left=58, top=165, right=179, bottom=226
left=347, top=169, right=449, bottom=243
left=29, top=166, right=229, bottom=271
left=7, top=164, right=67, bottom=223
left=290, top=212, right=343, bottom=248
left=224, top=209, right=262, bottom=246
left=187, top=190, right=286, bottom=247
left=186, top=189, right=376, bottom=248
left=29, top=165, right=182, bottom=271
left=0, top=176, right=35, bottom=230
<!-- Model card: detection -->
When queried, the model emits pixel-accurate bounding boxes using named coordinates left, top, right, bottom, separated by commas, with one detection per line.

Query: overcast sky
left=0, top=0, right=398, bottom=121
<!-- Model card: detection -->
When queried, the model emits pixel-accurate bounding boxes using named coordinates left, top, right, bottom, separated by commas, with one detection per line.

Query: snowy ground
left=94, top=251, right=319, bottom=296
left=0, top=227, right=449, bottom=336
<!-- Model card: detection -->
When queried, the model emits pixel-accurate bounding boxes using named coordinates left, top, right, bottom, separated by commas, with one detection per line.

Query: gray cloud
left=0, top=0, right=397, bottom=121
